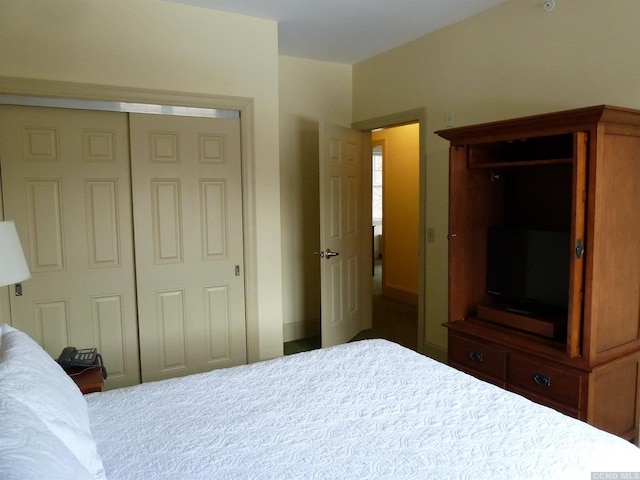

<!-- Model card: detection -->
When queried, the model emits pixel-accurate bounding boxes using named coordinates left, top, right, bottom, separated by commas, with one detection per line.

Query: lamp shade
left=0, top=220, right=31, bottom=287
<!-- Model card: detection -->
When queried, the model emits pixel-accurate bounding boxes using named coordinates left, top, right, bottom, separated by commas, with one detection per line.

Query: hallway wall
left=372, top=124, right=419, bottom=305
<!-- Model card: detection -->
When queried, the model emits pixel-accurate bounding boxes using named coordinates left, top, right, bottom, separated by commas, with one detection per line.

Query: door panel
left=567, top=132, right=587, bottom=358
left=319, top=122, right=365, bottom=347
left=130, top=113, right=246, bottom=382
left=0, top=105, right=140, bottom=389
left=448, top=145, right=503, bottom=323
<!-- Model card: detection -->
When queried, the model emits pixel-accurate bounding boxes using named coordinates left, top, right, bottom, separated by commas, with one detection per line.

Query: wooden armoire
left=437, top=105, right=640, bottom=440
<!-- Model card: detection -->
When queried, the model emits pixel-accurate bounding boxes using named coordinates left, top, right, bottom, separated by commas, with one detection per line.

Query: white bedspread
left=87, top=340, right=640, bottom=479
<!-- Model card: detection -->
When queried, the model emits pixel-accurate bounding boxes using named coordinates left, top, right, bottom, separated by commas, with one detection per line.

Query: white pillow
left=0, top=396, right=94, bottom=480
left=0, top=324, right=106, bottom=479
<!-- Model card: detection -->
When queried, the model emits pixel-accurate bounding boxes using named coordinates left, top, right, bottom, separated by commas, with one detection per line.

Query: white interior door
left=319, top=121, right=367, bottom=347
left=0, top=105, right=140, bottom=389
left=130, top=113, right=246, bottom=382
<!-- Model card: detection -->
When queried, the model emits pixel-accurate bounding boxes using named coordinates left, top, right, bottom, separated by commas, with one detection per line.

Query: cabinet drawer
left=448, top=333, right=505, bottom=382
left=508, top=353, right=583, bottom=409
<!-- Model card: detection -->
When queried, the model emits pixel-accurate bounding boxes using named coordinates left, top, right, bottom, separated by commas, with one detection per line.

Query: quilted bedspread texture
left=87, top=339, right=640, bottom=479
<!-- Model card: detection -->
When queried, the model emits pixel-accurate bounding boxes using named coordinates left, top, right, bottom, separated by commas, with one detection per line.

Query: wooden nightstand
left=64, top=362, right=105, bottom=394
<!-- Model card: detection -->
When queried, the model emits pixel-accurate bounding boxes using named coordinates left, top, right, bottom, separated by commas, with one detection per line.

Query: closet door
left=0, top=105, right=140, bottom=389
left=129, top=113, right=246, bottom=382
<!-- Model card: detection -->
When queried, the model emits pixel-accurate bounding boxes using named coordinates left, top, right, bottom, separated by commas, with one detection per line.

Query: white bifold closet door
left=0, top=105, right=247, bottom=387
left=0, top=105, right=140, bottom=389
left=129, top=113, right=246, bottom=382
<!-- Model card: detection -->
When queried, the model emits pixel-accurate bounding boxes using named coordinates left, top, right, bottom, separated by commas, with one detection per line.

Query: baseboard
left=420, top=341, right=447, bottom=364
left=283, top=319, right=321, bottom=343
left=381, top=285, right=418, bottom=306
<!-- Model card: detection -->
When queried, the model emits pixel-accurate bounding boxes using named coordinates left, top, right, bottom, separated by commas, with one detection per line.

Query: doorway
left=370, top=123, right=419, bottom=351
left=283, top=109, right=426, bottom=356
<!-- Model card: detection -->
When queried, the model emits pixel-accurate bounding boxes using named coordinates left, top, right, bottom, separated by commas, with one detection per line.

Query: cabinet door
left=448, top=146, right=501, bottom=322
left=566, top=132, right=588, bottom=358
left=584, top=126, right=640, bottom=363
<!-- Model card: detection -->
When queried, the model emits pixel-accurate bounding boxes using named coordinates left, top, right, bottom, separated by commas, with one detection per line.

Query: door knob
left=325, top=249, right=339, bottom=258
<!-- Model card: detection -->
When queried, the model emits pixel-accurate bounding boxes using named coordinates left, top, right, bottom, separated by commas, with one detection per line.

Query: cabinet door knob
left=468, top=350, right=483, bottom=362
left=533, top=373, right=551, bottom=387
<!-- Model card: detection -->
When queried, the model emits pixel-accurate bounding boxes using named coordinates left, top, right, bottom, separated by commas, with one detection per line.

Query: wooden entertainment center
left=437, top=105, right=640, bottom=441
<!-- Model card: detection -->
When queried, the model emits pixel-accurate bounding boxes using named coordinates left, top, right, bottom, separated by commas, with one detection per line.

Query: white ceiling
left=163, top=0, right=508, bottom=64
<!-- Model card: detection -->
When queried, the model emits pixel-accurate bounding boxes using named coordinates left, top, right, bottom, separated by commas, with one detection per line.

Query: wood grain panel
left=591, top=133, right=640, bottom=355
left=447, top=146, right=502, bottom=322
left=590, top=355, right=640, bottom=437
left=567, top=133, right=588, bottom=358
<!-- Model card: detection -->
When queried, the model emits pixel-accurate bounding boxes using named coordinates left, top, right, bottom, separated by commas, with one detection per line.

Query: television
left=486, top=227, right=570, bottom=316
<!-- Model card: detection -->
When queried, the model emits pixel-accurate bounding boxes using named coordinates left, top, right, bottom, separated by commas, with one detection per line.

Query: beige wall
left=278, top=56, right=352, bottom=341
left=5, top=0, right=638, bottom=359
left=353, top=0, right=640, bottom=355
left=0, top=0, right=284, bottom=361
left=372, top=124, right=419, bottom=305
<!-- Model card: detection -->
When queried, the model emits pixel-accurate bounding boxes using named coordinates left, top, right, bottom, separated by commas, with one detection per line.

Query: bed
left=1, top=323, right=640, bottom=479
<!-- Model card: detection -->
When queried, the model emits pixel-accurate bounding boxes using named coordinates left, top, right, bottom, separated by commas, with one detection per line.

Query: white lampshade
left=0, top=220, right=31, bottom=287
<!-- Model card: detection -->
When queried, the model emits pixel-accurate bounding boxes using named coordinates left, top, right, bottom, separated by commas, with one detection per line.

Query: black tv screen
left=486, top=227, right=570, bottom=314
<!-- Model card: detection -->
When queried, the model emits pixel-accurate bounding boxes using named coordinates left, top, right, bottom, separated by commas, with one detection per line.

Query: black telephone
left=57, top=347, right=108, bottom=379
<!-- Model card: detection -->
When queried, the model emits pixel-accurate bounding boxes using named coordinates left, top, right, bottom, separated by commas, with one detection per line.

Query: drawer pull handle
left=468, top=350, right=483, bottom=362
left=533, top=373, right=551, bottom=387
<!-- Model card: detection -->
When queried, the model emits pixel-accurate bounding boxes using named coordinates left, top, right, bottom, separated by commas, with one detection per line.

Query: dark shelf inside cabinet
left=468, top=134, right=574, bottom=167
left=470, top=158, right=573, bottom=169
left=477, top=304, right=568, bottom=342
